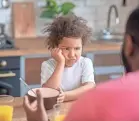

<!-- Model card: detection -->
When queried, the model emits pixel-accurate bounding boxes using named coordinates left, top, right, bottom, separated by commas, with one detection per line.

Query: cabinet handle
left=0, top=71, right=16, bottom=78
left=0, top=60, right=7, bottom=67
left=109, top=74, right=122, bottom=79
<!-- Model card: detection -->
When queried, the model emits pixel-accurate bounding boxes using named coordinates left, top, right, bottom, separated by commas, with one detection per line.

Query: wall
left=0, top=0, right=139, bottom=36
left=35, top=0, right=139, bottom=36
left=72, top=0, right=139, bottom=33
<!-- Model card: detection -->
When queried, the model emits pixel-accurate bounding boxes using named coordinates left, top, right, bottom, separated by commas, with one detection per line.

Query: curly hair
left=44, top=14, right=92, bottom=49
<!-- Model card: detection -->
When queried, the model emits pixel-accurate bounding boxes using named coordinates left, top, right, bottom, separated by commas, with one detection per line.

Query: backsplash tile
left=0, top=0, right=139, bottom=36
left=36, top=0, right=139, bottom=36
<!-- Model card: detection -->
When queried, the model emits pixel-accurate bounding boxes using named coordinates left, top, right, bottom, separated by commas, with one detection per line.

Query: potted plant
left=40, top=0, right=76, bottom=19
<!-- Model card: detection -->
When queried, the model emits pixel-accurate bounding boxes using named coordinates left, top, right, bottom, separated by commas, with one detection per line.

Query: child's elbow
left=84, top=82, right=96, bottom=88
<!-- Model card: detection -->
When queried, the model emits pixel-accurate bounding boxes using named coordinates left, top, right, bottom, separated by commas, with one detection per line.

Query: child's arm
left=42, top=62, right=64, bottom=89
left=41, top=48, right=65, bottom=89
left=64, top=82, right=95, bottom=101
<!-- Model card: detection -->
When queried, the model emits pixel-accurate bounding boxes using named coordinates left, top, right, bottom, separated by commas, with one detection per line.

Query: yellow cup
left=0, top=95, right=14, bottom=121
left=0, top=105, right=13, bottom=121
left=54, top=114, right=65, bottom=121
left=53, top=104, right=66, bottom=121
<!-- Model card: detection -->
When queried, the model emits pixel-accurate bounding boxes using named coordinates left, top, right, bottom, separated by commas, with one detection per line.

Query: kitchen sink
left=92, top=4, right=124, bottom=44
left=92, top=31, right=124, bottom=43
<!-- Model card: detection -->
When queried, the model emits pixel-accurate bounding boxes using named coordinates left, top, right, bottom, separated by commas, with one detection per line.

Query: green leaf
left=40, top=10, right=56, bottom=18
left=40, top=0, right=75, bottom=19
left=61, top=2, right=75, bottom=15
left=47, top=0, right=57, bottom=8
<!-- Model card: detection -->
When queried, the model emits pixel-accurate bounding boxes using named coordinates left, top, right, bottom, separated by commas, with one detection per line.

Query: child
left=41, top=14, right=95, bottom=103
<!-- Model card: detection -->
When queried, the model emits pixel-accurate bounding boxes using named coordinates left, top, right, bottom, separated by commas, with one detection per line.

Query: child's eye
left=75, top=47, right=81, bottom=50
left=65, top=48, right=70, bottom=50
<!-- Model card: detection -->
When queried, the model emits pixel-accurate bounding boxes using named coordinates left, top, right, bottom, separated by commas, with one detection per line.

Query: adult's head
left=122, top=7, right=139, bottom=73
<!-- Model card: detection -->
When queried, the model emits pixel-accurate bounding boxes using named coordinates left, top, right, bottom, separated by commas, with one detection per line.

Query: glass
left=52, top=104, right=67, bottom=121
left=0, top=95, right=14, bottom=121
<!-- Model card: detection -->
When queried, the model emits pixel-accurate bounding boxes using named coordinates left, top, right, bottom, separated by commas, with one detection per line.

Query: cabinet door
left=86, top=51, right=124, bottom=83
left=93, top=53, right=122, bottom=67
left=95, top=72, right=123, bottom=84
left=25, top=57, right=49, bottom=85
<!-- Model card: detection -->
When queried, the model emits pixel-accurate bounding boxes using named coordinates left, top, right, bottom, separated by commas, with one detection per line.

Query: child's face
left=58, top=37, right=82, bottom=67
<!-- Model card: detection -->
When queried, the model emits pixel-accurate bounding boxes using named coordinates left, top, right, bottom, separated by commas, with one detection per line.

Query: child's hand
left=57, top=90, right=65, bottom=104
left=51, top=48, right=65, bottom=64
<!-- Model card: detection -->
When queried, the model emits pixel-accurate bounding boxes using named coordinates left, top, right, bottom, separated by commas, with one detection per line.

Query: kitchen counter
left=0, top=37, right=122, bottom=57
left=13, top=97, right=73, bottom=121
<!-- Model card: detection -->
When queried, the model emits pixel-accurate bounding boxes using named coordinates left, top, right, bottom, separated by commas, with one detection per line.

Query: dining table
left=12, top=97, right=74, bottom=121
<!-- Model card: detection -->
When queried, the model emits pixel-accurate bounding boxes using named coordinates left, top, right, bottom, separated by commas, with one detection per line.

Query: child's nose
left=69, top=50, right=75, bottom=58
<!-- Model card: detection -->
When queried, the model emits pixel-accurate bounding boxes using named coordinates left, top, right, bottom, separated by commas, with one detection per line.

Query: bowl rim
left=27, top=87, right=60, bottom=98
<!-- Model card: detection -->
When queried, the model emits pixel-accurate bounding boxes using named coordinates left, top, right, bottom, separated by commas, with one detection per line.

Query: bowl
left=27, top=88, right=60, bottom=110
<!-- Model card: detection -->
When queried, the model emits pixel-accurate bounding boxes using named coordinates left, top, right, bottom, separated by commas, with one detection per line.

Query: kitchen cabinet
left=86, top=51, right=124, bottom=84
left=20, top=50, right=125, bottom=96
left=93, top=52, right=122, bottom=66
left=20, top=54, right=50, bottom=96
left=25, top=57, right=49, bottom=85
left=0, top=56, right=20, bottom=96
left=95, top=72, right=123, bottom=83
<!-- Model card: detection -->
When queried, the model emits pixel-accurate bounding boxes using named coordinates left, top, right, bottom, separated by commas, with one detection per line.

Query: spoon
left=19, top=77, right=37, bottom=96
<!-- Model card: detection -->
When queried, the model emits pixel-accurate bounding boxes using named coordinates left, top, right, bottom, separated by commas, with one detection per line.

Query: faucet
left=103, top=5, right=119, bottom=34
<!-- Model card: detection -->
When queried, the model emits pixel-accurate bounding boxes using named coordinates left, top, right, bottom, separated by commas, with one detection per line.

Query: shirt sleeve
left=40, top=61, right=55, bottom=86
left=81, top=58, right=95, bottom=84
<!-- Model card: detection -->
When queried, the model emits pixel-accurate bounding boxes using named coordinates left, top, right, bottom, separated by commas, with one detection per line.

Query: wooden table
left=12, top=97, right=73, bottom=121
